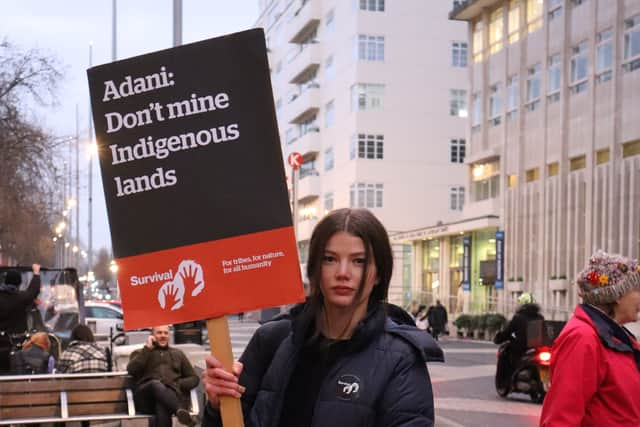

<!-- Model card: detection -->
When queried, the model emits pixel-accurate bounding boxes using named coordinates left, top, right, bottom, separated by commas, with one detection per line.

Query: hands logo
left=157, top=260, right=205, bottom=311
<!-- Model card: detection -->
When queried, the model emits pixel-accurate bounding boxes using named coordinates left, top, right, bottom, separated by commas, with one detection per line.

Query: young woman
left=202, top=208, right=443, bottom=426
left=11, top=332, right=52, bottom=374
left=540, top=250, right=640, bottom=426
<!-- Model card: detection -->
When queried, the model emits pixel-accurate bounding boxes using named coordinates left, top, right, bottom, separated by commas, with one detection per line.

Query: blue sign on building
left=462, top=236, right=471, bottom=291
left=495, top=230, right=505, bottom=289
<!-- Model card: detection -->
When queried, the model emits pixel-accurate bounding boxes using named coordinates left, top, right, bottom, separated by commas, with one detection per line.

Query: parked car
left=84, top=302, right=123, bottom=340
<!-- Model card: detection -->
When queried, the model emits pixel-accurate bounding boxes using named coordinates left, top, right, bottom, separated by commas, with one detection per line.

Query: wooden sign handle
left=207, top=317, right=245, bottom=427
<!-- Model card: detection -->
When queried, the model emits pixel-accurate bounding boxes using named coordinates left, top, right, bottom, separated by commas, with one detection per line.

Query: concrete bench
left=0, top=372, right=198, bottom=425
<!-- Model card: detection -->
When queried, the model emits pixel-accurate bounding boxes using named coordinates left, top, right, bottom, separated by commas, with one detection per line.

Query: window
left=350, top=183, right=383, bottom=208
left=547, top=53, right=561, bottom=103
left=527, top=0, right=543, bottom=33
left=471, top=92, right=482, bottom=128
left=489, top=8, right=504, bottom=54
left=325, top=55, right=335, bottom=81
left=489, top=85, right=501, bottom=125
left=450, top=187, right=465, bottom=211
left=624, top=15, right=640, bottom=72
left=570, top=41, right=589, bottom=94
left=325, top=9, right=335, bottom=35
left=351, top=134, right=384, bottom=160
left=324, top=192, right=334, bottom=213
left=526, top=63, right=541, bottom=111
left=360, top=0, right=384, bottom=12
left=450, top=89, right=468, bottom=117
left=450, top=139, right=466, bottom=163
left=571, top=0, right=585, bottom=6
left=508, top=0, right=520, bottom=44
left=596, top=30, right=613, bottom=83
left=506, top=75, right=519, bottom=119
left=358, top=35, right=385, bottom=61
left=325, top=100, right=335, bottom=127
left=300, top=114, right=319, bottom=136
left=286, top=128, right=298, bottom=145
left=473, top=22, right=484, bottom=63
left=300, top=158, right=318, bottom=178
left=275, top=98, right=282, bottom=122
left=452, top=42, right=468, bottom=67
left=324, top=147, right=334, bottom=171
left=299, top=202, right=318, bottom=221
left=471, top=160, right=500, bottom=201
left=351, top=84, right=385, bottom=111
left=548, top=0, right=562, bottom=20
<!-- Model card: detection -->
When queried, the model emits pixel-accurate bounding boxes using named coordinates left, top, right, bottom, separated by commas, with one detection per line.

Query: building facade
left=256, top=0, right=469, bottom=304
left=448, top=0, right=640, bottom=319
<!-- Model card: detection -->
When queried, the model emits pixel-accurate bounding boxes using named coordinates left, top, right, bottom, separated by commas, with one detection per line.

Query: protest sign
left=87, top=29, right=304, bottom=331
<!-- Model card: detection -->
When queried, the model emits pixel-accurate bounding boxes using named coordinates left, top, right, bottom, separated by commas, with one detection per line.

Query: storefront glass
left=421, top=239, right=440, bottom=305
left=449, top=235, right=464, bottom=314
left=470, top=228, right=498, bottom=313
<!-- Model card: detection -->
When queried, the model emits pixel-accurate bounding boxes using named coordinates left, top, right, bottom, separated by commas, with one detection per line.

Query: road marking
left=436, top=414, right=467, bottom=427
left=444, top=349, right=498, bottom=354
left=429, top=364, right=495, bottom=383
left=435, top=398, right=541, bottom=417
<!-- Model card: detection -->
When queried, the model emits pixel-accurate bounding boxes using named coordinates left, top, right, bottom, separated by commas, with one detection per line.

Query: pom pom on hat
left=577, top=250, right=640, bottom=305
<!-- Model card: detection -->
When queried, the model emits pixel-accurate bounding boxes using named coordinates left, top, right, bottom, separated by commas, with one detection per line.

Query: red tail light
left=537, top=347, right=552, bottom=366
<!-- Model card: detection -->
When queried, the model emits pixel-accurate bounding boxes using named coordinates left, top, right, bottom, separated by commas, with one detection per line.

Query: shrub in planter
left=485, top=313, right=507, bottom=340
left=470, top=314, right=489, bottom=339
left=453, top=314, right=472, bottom=337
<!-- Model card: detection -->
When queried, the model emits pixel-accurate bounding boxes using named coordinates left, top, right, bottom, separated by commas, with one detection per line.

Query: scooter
left=495, top=341, right=551, bottom=403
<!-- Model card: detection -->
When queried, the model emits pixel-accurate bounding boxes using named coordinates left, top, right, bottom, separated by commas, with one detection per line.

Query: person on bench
left=127, top=325, right=199, bottom=427
left=57, top=324, right=108, bottom=373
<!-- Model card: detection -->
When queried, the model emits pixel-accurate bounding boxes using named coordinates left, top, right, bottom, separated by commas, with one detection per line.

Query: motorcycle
left=495, top=341, right=551, bottom=403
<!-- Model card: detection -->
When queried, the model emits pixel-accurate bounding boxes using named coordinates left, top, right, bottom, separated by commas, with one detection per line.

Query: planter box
left=507, top=281, right=524, bottom=292
left=549, top=279, right=570, bottom=291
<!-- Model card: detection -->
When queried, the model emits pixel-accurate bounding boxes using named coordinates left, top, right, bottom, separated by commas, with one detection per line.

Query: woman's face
left=320, top=231, right=378, bottom=311
left=614, top=289, right=640, bottom=324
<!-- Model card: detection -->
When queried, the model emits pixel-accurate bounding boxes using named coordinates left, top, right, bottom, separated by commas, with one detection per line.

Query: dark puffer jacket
left=204, top=302, right=444, bottom=427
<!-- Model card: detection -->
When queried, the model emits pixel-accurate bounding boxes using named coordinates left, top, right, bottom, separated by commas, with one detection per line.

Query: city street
left=224, top=316, right=541, bottom=427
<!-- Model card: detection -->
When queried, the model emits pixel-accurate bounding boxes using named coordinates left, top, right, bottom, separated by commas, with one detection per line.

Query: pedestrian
left=427, top=300, right=448, bottom=341
left=415, top=304, right=428, bottom=331
left=0, top=264, right=41, bottom=334
left=57, top=324, right=109, bottom=373
left=127, top=325, right=199, bottom=427
left=540, top=250, right=640, bottom=426
left=202, top=208, right=444, bottom=426
left=11, top=332, right=53, bottom=374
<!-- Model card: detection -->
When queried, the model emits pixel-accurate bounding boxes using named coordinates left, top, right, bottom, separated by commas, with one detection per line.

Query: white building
left=255, top=0, right=469, bottom=305
left=447, top=0, right=640, bottom=319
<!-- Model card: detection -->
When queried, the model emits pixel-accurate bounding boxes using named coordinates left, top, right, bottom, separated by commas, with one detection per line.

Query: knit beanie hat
left=4, top=270, right=22, bottom=286
left=577, top=250, right=640, bottom=305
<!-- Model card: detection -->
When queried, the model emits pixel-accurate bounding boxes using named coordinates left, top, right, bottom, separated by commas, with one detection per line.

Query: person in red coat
left=540, top=250, right=640, bottom=426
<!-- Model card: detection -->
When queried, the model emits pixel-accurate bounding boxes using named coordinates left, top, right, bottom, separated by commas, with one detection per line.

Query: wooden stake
left=206, top=317, right=245, bottom=427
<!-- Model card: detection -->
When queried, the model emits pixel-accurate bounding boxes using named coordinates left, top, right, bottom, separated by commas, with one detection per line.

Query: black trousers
left=134, top=379, right=181, bottom=427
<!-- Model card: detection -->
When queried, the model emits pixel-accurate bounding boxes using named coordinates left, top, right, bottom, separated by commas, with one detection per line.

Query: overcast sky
left=1, top=1, right=260, bottom=257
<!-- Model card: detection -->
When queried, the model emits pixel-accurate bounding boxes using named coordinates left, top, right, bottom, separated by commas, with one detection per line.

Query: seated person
left=11, top=332, right=53, bottom=374
left=127, top=325, right=199, bottom=427
left=57, top=324, right=109, bottom=373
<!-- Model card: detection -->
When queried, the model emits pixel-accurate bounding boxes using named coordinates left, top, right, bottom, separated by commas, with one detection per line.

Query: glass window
left=489, top=8, right=504, bottom=54
left=450, top=138, right=466, bottom=164
left=570, top=41, right=589, bottom=93
left=473, top=21, right=484, bottom=63
left=324, top=147, right=334, bottom=171
left=450, top=186, right=465, bottom=211
left=356, top=134, right=384, bottom=159
left=300, top=158, right=318, bottom=178
left=624, top=15, right=640, bottom=72
left=527, top=0, right=543, bottom=33
left=452, top=42, right=468, bottom=67
left=547, top=53, right=561, bottom=102
left=286, top=128, right=298, bottom=145
left=471, top=160, right=501, bottom=201
left=526, top=63, right=541, bottom=111
left=472, top=92, right=482, bottom=128
left=507, top=75, right=519, bottom=118
left=325, top=100, right=335, bottom=128
left=489, top=84, right=501, bottom=124
left=299, top=114, right=319, bottom=136
left=508, top=0, right=520, bottom=44
left=596, top=30, right=613, bottom=82
left=358, top=35, right=385, bottom=61
left=350, top=183, right=383, bottom=208
left=325, top=55, right=335, bottom=81
left=325, top=9, right=335, bottom=35
left=324, top=192, right=334, bottom=214
left=351, top=84, right=385, bottom=111
left=450, top=89, right=468, bottom=117
left=360, top=0, right=384, bottom=12
left=548, top=0, right=563, bottom=20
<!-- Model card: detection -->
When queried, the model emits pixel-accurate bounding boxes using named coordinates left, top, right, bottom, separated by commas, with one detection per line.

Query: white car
left=83, top=302, right=123, bottom=339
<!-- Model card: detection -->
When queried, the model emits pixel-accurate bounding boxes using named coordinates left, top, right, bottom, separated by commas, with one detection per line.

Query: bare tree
left=0, top=39, right=65, bottom=265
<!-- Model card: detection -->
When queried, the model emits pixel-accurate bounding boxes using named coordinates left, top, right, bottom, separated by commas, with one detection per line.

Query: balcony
left=287, top=43, right=321, bottom=84
left=297, top=173, right=321, bottom=203
left=291, top=128, right=321, bottom=157
left=297, top=217, right=319, bottom=241
left=287, top=0, right=321, bottom=44
left=289, top=86, right=320, bottom=124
